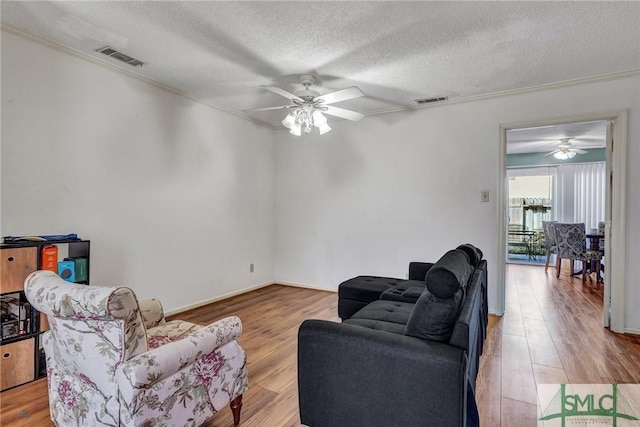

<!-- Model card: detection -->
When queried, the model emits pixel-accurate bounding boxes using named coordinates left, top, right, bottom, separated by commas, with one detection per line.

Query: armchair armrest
left=118, top=316, right=243, bottom=391
left=138, top=298, right=166, bottom=329
left=408, top=261, right=434, bottom=280
left=298, top=319, right=468, bottom=427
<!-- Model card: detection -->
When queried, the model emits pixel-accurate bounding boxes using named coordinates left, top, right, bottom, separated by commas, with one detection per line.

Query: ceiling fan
left=544, top=138, right=588, bottom=159
left=245, top=75, right=365, bottom=135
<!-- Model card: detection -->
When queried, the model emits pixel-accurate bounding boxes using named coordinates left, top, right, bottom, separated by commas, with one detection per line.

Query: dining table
left=585, top=232, right=605, bottom=282
left=586, top=233, right=604, bottom=251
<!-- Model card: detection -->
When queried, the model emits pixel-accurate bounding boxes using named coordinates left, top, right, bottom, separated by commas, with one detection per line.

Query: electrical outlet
left=250, top=263, right=254, bottom=273
left=481, top=191, right=490, bottom=202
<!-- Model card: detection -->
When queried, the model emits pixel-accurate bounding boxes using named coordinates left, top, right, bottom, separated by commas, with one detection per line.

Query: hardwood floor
left=2, top=265, right=640, bottom=426
left=476, top=263, right=640, bottom=426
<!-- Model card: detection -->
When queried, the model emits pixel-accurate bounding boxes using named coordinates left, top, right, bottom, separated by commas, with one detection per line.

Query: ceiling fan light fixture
left=553, top=150, right=576, bottom=160
left=249, top=75, right=364, bottom=136
left=282, top=107, right=332, bottom=136
left=289, top=122, right=302, bottom=136
left=312, top=110, right=332, bottom=135
left=282, top=111, right=296, bottom=129
left=312, top=110, right=327, bottom=126
left=318, top=123, right=332, bottom=135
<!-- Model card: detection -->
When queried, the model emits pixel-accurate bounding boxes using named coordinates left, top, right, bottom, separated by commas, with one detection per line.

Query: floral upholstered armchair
left=24, top=270, right=248, bottom=427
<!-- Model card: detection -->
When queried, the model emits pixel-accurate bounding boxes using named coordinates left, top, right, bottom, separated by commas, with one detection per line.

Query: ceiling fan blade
left=572, top=141, right=606, bottom=147
left=261, top=85, right=303, bottom=102
left=244, top=105, right=295, bottom=112
left=543, top=150, right=559, bottom=156
left=574, top=148, right=588, bottom=154
left=316, top=86, right=365, bottom=105
left=323, top=105, right=365, bottom=121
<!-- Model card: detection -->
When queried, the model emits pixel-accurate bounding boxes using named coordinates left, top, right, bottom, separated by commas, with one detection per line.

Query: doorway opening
left=497, top=111, right=628, bottom=333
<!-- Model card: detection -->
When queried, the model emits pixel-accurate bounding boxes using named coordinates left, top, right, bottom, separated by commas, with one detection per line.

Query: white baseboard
left=165, top=280, right=338, bottom=316
left=275, top=280, right=337, bottom=293
left=165, top=280, right=275, bottom=316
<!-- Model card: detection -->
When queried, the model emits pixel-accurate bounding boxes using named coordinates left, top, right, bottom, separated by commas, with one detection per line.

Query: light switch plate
left=481, top=191, right=490, bottom=202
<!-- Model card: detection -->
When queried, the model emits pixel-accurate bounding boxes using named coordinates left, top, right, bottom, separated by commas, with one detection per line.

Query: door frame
left=496, top=110, right=627, bottom=333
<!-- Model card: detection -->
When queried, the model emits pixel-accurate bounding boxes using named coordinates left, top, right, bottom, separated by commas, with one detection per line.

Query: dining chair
left=542, top=221, right=558, bottom=272
left=553, top=223, right=603, bottom=283
left=598, top=221, right=606, bottom=251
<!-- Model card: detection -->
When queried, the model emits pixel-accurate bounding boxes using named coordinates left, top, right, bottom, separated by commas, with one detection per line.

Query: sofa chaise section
left=298, top=245, right=487, bottom=427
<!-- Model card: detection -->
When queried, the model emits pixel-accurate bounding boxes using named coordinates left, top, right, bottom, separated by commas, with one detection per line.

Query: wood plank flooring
left=476, top=263, right=640, bottom=426
left=2, top=265, right=640, bottom=426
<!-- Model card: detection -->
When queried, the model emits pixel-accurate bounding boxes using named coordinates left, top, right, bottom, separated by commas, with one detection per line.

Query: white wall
left=274, top=75, right=640, bottom=330
left=1, top=30, right=276, bottom=311
left=3, top=29, right=639, bottom=332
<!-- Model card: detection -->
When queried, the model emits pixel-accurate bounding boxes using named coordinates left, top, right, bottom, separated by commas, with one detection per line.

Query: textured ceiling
left=506, top=120, right=608, bottom=155
left=2, top=1, right=639, bottom=134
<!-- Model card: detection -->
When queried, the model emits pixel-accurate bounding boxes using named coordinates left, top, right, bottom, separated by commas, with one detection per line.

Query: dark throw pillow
left=456, top=244, right=483, bottom=267
left=425, top=249, right=473, bottom=298
left=404, top=288, right=464, bottom=342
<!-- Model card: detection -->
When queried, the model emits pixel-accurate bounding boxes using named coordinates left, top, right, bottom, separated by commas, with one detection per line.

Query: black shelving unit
left=0, top=238, right=90, bottom=391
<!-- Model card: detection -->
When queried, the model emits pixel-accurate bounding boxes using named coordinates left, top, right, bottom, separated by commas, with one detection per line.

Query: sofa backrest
left=456, top=244, right=483, bottom=267
left=476, top=259, right=489, bottom=350
left=403, top=245, right=488, bottom=389
left=404, top=249, right=473, bottom=342
left=449, top=268, right=483, bottom=390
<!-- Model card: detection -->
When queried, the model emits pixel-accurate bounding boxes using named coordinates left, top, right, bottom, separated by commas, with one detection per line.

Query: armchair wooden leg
left=582, top=261, right=587, bottom=283
left=545, top=254, right=550, bottom=272
left=230, top=394, right=243, bottom=426
left=556, top=257, right=561, bottom=278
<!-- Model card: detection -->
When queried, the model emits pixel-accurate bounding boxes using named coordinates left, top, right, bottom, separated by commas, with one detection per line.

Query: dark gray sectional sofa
left=298, top=244, right=488, bottom=427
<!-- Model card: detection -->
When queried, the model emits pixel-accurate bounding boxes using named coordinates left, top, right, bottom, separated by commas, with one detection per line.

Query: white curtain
left=572, top=162, right=606, bottom=231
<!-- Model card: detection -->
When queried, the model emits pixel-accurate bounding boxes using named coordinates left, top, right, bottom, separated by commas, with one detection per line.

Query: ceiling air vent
left=414, top=96, right=448, bottom=105
left=95, top=46, right=144, bottom=67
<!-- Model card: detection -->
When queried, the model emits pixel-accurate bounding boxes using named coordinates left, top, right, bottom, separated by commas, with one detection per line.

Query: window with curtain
left=572, top=162, right=606, bottom=231
left=506, top=167, right=555, bottom=231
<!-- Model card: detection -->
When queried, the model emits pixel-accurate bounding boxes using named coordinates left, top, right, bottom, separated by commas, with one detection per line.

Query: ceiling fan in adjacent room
left=544, top=138, right=588, bottom=160
left=245, top=75, right=365, bottom=136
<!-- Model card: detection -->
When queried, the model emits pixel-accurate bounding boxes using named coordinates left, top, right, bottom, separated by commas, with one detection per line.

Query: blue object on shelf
left=58, top=260, right=76, bottom=282
left=3, top=234, right=79, bottom=243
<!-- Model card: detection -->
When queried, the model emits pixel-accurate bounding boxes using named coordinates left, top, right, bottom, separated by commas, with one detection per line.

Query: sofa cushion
left=456, top=244, right=483, bottom=267
left=344, top=300, right=414, bottom=335
left=146, top=320, right=201, bottom=349
left=402, top=286, right=425, bottom=300
left=380, top=280, right=426, bottom=303
left=425, top=249, right=473, bottom=298
left=338, top=276, right=408, bottom=320
left=338, top=276, right=406, bottom=302
left=343, top=318, right=407, bottom=335
left=404, top=288, right=464, bottom=342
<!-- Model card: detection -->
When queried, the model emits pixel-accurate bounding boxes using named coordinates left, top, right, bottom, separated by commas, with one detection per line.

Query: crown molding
left=1, top=24, right=278, bottom=130
left=3, top=23, right=638, bottom=129
left=365, top=69, right=640, bottom=117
